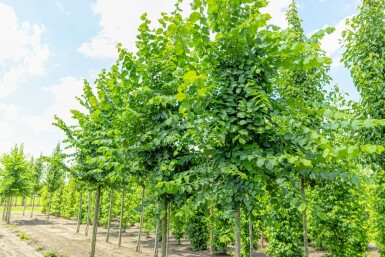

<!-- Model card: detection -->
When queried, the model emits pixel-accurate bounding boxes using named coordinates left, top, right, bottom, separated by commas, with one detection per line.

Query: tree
left=0, top=144, right=31, bottom=223
left=342, top=0, right=385, bottom=255
left=44, top=143, right=67, bottom=222
left=30, top=155, right=44, bottom=218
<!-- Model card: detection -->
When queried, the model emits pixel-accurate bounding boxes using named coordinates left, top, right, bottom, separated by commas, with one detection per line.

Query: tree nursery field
left=2, top=0, right=385, bottom=257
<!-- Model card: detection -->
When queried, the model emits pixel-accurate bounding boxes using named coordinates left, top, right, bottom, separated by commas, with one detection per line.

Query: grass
left=36, top=245, right=45, bottom=251
left=43, top=250, right=68, bottom=257
left=18, top=231, right=31, bottom=240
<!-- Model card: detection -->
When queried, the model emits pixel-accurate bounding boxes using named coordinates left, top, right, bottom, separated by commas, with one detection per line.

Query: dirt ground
left=0, top=211, right=380, bottom=257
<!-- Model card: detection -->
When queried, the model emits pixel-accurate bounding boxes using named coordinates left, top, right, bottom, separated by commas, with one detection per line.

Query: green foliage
left=0, top=144, right=31, bottom=198
left=308, top=179, right=369, bottom=257
left=18, top=232, right=31, bottom=240
left=265, top=196, right=303, bottom=257
left=211, top=209, right=233, bottom=254
left=186, top=212, right=209, bottom=251
left=171, top=209, right=185, bottom=244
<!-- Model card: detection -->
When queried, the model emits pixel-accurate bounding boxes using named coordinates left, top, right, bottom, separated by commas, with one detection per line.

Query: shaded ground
left=0, top=211, right=380, bottom=257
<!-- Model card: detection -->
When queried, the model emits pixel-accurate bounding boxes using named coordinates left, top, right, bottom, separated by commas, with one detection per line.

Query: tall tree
left=342, top=0, right=385, bottom=255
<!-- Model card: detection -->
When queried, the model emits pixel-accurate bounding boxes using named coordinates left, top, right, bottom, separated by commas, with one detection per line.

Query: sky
left=0, top=0, right=361, bottom=157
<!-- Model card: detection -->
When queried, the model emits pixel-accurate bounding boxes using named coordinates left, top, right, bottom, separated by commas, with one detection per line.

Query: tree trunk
left=166, top=201, right=171, bottom=257
left=2, top=198, right=7, bottom=221
left=210, top=202, right=214, bottom=252
left=249, top=212, right=253, bottom=257
left=30, top=195, right=35, bottom=218
left=106, top=188, right=114, bottom=243
left=118, top=185, right=126, bottom=247
left=136, top=187, right=146, bottom=252
left=234, top=209, right=241, bottom=257
left=85, top=191, right=92, bottom=236
left=47, top=193, right=52, bottom=223
left=154, top=215, right=160, bottom=257
left=76, top=192, right=83, bottom=233
left=301, top=178, right=309, bottom=257
left=90, top=186, right=101, bottom=257
left=22, top=197, right=26, bottom=215
left=260, top=229, right=264, bottom=248
left=161, top=198, right=168, bottom=257
left=6, top=196, right=13, bottom=224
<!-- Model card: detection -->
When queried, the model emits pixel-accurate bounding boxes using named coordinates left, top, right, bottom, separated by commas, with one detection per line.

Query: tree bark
left=260, top=229, right=264, bottom=248
left=154, top=215, right=160, bottom=257
left=2, top=198, right=7, bottom=221
left=30, top=195, right=35, bottom=218
left=210, top=202, right=213, bottom=252
left=161, top=198, right=168, bottom=257
left=301, top=178, right=309, bottom=257
left=76, top=192, right=83, bottom=233
left=22, top=197, right=26, bottom=216
left=249, top=212, right=253, bottom=257
left=6, top=196, right=13, bottom=224
left=118, top=185, right=126, bottom=247
left=47, top=193, right=52, bottom=223
left=106, top=188, right=114, bottom=242
left=234, top=209, right=241, bottom=257
left=136, top=187, right=145, bottom=252
left=85, top=191, right=92, bottom=236
left=90, top=186, right=101, bottom=257
left=166, top=201, right=171, bottom=257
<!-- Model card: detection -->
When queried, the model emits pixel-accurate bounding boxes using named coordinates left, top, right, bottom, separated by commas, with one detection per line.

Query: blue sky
left=0, top=0, right=360, bottom=157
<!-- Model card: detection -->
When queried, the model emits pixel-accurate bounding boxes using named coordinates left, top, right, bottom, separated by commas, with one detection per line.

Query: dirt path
left=0, top=223, right=42, bottom=257
left=0, top=211, right=380, bottom=257
left=5, top=212, right=213, bottom=257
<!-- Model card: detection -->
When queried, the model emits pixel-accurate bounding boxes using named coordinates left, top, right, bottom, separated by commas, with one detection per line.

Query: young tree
left=30, top=155, right=44, bottom=218
left=0, top=144, right=31, bottom=223
left=44, top=143, right=67, bottom=222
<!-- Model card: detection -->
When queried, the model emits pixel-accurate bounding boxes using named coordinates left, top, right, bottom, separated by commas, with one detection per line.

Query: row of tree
left=2, top=0, right=385, bottom=257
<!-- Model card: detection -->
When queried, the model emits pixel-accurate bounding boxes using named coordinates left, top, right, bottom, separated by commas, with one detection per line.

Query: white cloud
left=0, top=104, right=18, bottom=121
left=78, top=0, right=190, bottom=59
left=262, top=0, right=291, bottom=28
left=320, top=16, right=350, bottom=68
left=0, top=3, right=49, bottom=98
left=21, top=77, right=85, bottom=133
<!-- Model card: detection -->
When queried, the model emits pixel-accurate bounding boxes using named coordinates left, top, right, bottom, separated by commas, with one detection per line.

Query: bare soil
left=0, top=211, right=380, bottom=257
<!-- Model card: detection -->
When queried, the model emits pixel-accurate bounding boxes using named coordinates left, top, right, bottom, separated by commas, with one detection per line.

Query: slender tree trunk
left=249, top=212, right=253, bottom=257
left=136, top=187, right=145, bottom=252
left=2, top=198, right=7, bottom=221
left=85, top=191, right=92, bottom=236
left=234, top=209, right=241, bottom=257
left=260, top=229, right=264, bottom=248
left=22, top=197, right=26, bottom=215
left=90, top=186, right=101, bottom=257
left=161, top=198, right=168, bottom=257
left=14, top=197, right=17, bottom=207
left=7, top=196, right=13, bottom=224
left=118, top=185, right=126, bottom=247
left=38, top=196, right=41, bottom=206
left=76, top=192, right=83, bottom=233
left=30, top=195, right=35, bottom=218
left=106, top=189, right=114, bottom=243
left=166, top=201, right=171, bottom=257
left=301, top=178, right=309, bottom=257
left=210, top=202, right=214, bottom=252
left=47, top=193, right=52, bottom=223
left=154, top=215, right=160, bottom=257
